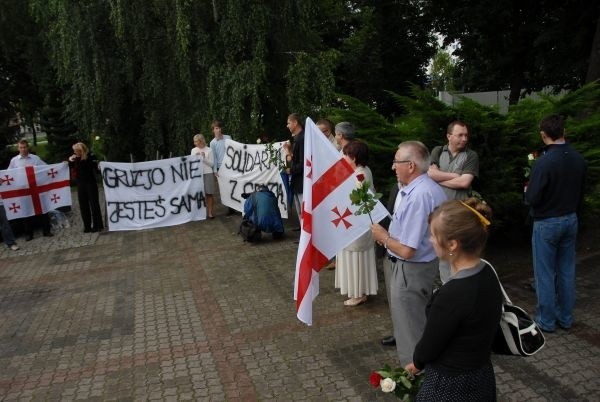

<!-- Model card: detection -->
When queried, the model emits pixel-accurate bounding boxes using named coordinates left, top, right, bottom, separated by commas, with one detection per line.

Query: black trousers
left=77, top=181, right=103, bottom=231
left=23, top=214, right=52, bottom=236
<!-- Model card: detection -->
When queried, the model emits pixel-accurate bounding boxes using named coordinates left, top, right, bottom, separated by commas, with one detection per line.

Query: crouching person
left=242, top=185, right=284, bottom=241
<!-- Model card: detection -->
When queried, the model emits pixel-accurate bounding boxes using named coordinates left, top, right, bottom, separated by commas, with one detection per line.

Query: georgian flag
left=0, top=163, right=72, bottom=219
left=293, top=118, right=389, bottom=325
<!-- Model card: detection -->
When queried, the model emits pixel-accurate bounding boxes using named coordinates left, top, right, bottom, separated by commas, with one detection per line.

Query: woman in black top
left=405, top=198, right=502, bottom=401
left=69, top=142, right=104, bottom=233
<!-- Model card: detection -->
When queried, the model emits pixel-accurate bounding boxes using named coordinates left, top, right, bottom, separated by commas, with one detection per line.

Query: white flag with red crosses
left=0, top=162, right=72, bottom=220
left=293, top=118, right=389, bottom=326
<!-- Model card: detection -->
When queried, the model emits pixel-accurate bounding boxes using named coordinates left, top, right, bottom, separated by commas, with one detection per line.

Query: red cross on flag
left=0, top=162, right=72, bottom=220
left=294, top=118, right=389, bottom=325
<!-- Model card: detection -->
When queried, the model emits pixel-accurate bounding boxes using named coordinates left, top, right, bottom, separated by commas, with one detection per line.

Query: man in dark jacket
left=525, top=114, right=585, bottom=333
left=286, top=113, right=304, bottom=226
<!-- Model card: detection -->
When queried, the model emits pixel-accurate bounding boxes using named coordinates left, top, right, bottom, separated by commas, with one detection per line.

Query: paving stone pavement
left=0, top=190, right=599, bottom=401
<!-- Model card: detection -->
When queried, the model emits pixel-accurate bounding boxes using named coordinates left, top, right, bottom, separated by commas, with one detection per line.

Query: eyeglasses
left=392, top=159, right=411, bottom=165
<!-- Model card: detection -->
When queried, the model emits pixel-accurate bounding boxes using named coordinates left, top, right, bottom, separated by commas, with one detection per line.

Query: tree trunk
left=586, top=15, right=600, bottom=83
left=31, top=121, right=37, bottom=146
left=211, top=0, right=218, bottom=23
left=508, top=71, right=523, bottom=105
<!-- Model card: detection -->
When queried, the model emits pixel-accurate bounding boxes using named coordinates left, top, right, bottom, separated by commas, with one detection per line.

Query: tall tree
left=429, top=49, right=456, bottom=92
left=586, top=10, right=600, bottom=83
left=426, top=0, right=599, bottom=104
left=28, top=0, right=339, bottom=159
left=0, top=0, right=49, bottom=152
left=334, top=0, right=437, bottom=117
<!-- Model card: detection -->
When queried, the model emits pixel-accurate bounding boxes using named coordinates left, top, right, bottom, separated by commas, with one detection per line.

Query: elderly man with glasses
left=371, top=141, right=447, bottom=367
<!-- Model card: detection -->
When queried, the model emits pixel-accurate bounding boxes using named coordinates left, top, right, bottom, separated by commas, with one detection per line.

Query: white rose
left=95, top=136, right=101, bottom=141
left=527, top=153, right=534, bottom=161
left=256, top=139, right=262, bottom=144
left=380, top=378, right=396, bottom=393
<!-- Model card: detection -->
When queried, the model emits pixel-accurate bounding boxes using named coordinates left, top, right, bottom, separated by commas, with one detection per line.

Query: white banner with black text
left=100, top=156, right=206, bottom=231
left=217, top=140, right=290, bottom=218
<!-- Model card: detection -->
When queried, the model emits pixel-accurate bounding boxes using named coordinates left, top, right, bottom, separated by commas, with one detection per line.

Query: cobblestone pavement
left=0, top=191, right=598, bottom=401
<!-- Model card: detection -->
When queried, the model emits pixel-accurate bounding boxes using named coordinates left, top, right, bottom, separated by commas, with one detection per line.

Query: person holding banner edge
left=191, top=134, right=215, bottom=219
left=8, top=139, right=53, bottom=240
left=0, top=196, right=20, bottom=250
left=209, top=120, right=236, bottom=216
left=68, top=142, right=104, bottom=233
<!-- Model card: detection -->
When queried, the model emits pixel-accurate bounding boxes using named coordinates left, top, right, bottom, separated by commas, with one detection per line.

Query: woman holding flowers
left=335, top=140, right=378, bottom=306
left=405, top=198, right=502, bottom=400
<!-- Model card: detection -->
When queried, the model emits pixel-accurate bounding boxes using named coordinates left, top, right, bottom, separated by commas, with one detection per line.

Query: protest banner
left=0, top=163, right=71, bottom=219
left=100, top=156, right=206, bottom=231
left=217, top=140, right=289, bottom=218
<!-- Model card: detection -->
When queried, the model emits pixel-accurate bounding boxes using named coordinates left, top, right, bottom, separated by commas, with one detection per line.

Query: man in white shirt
left=8, top=139, right=53, bottom=240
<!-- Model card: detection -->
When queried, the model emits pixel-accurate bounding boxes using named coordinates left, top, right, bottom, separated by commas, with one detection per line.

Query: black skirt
left=416, top=362, right=496, bottom=401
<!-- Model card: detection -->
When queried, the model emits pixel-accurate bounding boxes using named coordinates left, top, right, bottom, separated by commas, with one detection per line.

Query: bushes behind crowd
left=323, top=82, right=600, bottom=241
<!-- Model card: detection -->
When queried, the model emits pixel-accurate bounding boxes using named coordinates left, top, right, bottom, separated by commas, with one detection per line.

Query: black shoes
left=27, top=232, right=53, bottom=240
left=381, top=335, right=396, bottom=346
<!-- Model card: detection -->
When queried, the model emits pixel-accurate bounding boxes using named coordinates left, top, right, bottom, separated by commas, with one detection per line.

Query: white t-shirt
left=190, top=146, right=214, bottom=175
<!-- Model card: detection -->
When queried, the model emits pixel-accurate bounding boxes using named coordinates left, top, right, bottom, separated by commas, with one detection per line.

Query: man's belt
left=386, top=253, right=405, bottom=263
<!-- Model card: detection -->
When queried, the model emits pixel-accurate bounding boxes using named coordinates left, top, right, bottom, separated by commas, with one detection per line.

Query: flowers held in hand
left=380, top=377, right=397, bottom=393
left=524, top=150, right=542, bottom=194
left=256, top=138, right=262, bottom=144
left=369, top=365, right=423, bottom=401
left=349, top=172, right=382, bottom=224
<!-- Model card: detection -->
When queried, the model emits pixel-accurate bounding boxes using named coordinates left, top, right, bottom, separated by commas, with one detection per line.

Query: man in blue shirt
left=209, top=120, right=235, bottom=216
left=242, top=186, right=284, bottom=240
left=525, top=114, right=585, bottom=333
left=209, top=120, right=231, bottom=173
left=371, top=141, right=447, bottom=366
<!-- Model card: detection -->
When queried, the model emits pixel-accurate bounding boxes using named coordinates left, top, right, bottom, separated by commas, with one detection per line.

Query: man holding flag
left=7, top=140, right=55, bottom=240
left=371, top=141, right=447, bottom=366
left=293, top=118, right=389, bottom=326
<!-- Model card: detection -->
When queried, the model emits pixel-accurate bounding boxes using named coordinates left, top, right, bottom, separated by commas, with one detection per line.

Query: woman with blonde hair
left=191, top=134, right=215, bottom=218
left=69, top=142, right=103, bottom=232
left=405, top=198, right=502, bottom=400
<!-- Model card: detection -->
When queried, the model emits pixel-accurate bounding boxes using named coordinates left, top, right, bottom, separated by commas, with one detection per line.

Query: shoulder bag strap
left=480, top=258, right=512, bottom=305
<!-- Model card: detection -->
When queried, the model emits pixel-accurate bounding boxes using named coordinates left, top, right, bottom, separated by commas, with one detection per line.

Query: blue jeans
left=0, top=205, right=17, bottom=246
left=532, top=213, right=578, bottom=331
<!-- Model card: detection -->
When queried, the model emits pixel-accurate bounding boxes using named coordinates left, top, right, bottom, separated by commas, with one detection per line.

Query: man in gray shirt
left=428, top=120, right=479, bottom=201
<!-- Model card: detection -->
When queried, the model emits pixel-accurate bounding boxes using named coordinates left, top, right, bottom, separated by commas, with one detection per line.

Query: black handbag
left=484, top=260, right=546, bottom=357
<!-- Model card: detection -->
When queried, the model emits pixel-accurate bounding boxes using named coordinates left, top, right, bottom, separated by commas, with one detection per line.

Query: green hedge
left=324, top=83, right=600, bottom=239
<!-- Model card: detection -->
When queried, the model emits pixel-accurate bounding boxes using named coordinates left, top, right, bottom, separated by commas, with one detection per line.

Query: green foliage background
left=326, top=84, right=600, bottom=239
left=1, top=0, right=598, bottom=240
